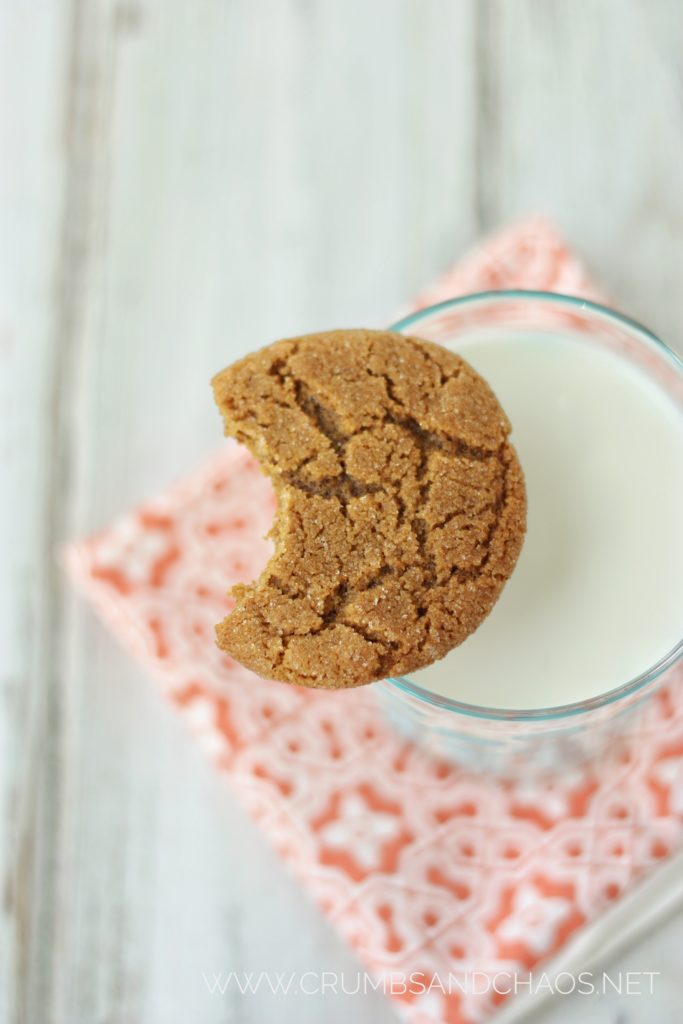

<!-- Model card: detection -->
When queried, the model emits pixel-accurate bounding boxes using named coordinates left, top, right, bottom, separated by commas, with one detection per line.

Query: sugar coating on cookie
left=212, top=329, right=526, bottom=688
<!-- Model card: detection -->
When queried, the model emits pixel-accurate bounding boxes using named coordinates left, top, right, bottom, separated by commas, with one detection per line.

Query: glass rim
left=384, top=289, right=683, bottom=723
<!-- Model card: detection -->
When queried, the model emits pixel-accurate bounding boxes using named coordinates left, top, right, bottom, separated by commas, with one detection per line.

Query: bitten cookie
left=212, top=329, right=526, bottom=688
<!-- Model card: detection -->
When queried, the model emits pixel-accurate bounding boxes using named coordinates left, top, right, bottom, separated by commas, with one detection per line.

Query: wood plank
left=45, top=2, right=478, bottom=1022
left=0, top=4, right=71, bottom=1023
left=478, top=0, right=683, bottom=350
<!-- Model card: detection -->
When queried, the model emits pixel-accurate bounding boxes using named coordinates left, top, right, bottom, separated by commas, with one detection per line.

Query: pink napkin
left=65, top=218, right=683, bottom=1024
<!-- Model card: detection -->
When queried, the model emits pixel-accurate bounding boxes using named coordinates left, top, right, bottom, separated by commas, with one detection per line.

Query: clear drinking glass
left=373, top=291, right=683, bottom=776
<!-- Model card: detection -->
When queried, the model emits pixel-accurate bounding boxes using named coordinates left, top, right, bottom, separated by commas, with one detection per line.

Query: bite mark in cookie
left=212, top=329, right=526, bottom=688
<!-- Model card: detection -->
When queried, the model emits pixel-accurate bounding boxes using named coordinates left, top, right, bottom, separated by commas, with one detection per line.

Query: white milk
left=408, top=332, right=683, bottom=709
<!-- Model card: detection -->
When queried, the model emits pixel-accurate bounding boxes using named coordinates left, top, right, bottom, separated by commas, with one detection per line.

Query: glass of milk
left=374, top=291, right=683, bottom=776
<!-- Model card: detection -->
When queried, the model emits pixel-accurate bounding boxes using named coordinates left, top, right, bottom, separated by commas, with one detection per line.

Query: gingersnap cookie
left=212, top=329, right=526, bottom=689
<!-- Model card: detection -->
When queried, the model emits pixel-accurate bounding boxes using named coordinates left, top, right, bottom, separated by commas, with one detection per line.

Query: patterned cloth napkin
left=65, top=218, right=683, bottom=1024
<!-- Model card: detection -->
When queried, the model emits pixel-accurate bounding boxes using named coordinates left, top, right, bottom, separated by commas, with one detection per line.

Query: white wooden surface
left=2, top=2, right=683, bottom=1022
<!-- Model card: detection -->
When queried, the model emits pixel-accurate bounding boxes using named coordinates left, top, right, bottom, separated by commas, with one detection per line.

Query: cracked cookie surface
left=212, top=329, right=526, bottom=688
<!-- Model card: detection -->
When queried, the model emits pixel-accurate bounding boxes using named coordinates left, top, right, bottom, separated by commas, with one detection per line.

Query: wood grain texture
left=478, top=0, right=683, bottom=351
left=0, top=4, right=71, bottom=1023
left=1, top=1, right=682, bottom=1022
